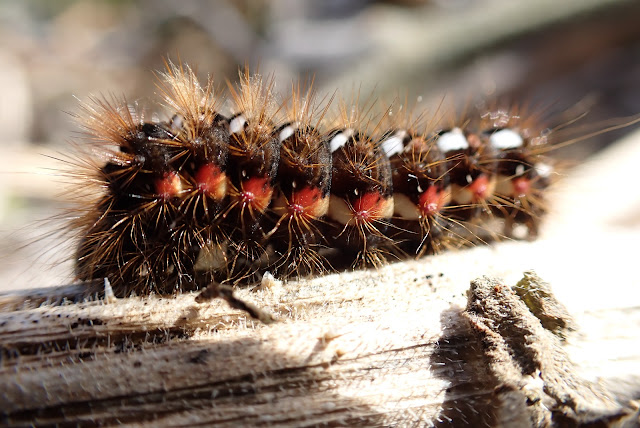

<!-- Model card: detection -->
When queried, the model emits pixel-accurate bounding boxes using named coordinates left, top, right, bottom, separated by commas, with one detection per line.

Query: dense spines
left=156, top=62, right=230, bottom=213
left=225, top=71, right=281, bottom=216
left=387, top=129, right=454, bottom=256
left=268, top=85, right=334, bottom=276
left=155, top=63, right=231, bottom=287
left=221, top=70, right=282, bottom=280
left=373, top=102, right=459, bottom=257
left=323, top=100, right=398, bottom=268
left=69, top=63, right=566, bottom=296
left=74, top=98, right=193, bottom=295
left=479, top=107, right=553, bottom=239
left=328, top=131, right=395, bottom=267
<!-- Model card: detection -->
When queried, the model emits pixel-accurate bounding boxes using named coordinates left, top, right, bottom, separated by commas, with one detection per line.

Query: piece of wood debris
left=1, top=264, right=638, bottom=427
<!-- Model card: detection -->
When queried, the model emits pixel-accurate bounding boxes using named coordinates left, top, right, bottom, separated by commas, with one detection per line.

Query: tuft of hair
left=266, top=81, right=335, bottom=277
left=324, top=95, right=399, bottom=269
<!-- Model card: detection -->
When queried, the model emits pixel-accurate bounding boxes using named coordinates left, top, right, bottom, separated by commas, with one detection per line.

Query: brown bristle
left=267, top=84, right=334, bottom=277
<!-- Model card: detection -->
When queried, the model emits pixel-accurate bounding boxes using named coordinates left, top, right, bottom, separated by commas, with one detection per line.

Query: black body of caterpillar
left=70, top=63, right=557, bottom=297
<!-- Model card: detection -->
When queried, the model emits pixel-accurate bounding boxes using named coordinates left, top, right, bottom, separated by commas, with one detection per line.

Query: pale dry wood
left=2, top=130, right=640, bottom=426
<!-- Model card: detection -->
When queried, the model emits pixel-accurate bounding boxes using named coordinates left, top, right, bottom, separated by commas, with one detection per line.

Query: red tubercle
left=468, top=174, right=491, bottom=202
left=512, top=176, right=531, bottom=197
left=418, top=186, right=448, bottom=216
left=288, top=203, right=304, bottom=215
left=352, top=192, right=385, bottom=222
left=288, top=186, right=323, bottom=215
left=154, top=171, right=182, bottom=200
left=238, top=176, right=273, bottom=212
left=195, top=163, right=227, bottom=200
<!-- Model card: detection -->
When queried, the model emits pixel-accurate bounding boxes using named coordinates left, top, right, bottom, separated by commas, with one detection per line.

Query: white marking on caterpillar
left=330, top=129, right=353, bottom=153
left=490, top=128, right=524, bottom=150
left=229, top=114, right=246, bottom=134
left=279, top=124, right=295, bottom=142
left=194, top=240, right=227, bottom=272
left=534, top=162, right=552, bottom=178
left=437, top=128, right=468, bottom=152
left=381, top=131, right=406, bottom=157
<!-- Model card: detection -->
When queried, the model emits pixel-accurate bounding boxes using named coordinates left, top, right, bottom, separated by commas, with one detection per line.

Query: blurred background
left=1, top=0, right=640, bottom=290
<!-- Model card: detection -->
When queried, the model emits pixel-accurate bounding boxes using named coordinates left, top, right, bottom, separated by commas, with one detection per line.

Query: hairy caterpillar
left=65, top=62, right=583, bottom=309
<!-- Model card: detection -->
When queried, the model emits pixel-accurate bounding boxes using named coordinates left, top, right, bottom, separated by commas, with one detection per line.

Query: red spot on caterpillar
left=352, top=192, right=385, bottom=222
left=195, top=163, right=227, bottom=200
left=154, top=172, right=182, bottom=200
left=512, top=176, right=531, bottom=197
left=418, top=186, right=448, bottom=216
left=239, top=176, right=272, bottom=212
left=468, top=174, right=490, bottom=202
left=288, top=186, right=323, bottom=216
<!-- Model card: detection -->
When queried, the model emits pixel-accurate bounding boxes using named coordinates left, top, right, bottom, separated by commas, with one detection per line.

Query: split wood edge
left=1, top=270, right=638, bottom=427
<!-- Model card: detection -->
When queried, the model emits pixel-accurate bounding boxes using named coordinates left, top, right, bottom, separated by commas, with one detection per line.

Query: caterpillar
left=65, top=62, right=576, bottom=306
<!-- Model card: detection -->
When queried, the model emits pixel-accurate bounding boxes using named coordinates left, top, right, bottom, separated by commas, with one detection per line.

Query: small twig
left=195, top=282, right=276, bottom=324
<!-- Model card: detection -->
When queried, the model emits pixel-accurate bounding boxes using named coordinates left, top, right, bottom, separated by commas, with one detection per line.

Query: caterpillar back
left=67, top=62, right=594, bottom=298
